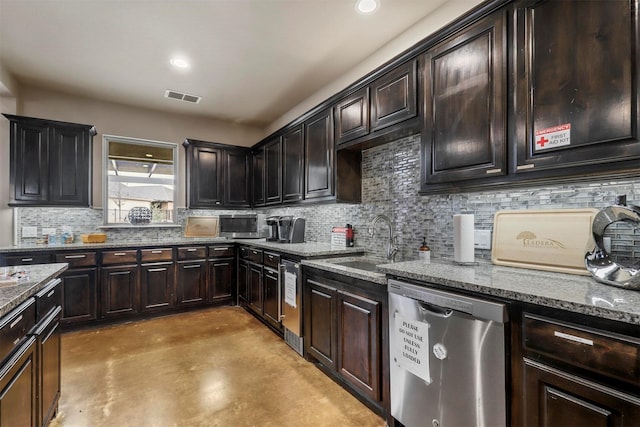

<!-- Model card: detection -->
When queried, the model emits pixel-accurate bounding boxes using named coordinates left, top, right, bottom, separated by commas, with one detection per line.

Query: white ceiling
left=0, top=0, right=450, bottom=129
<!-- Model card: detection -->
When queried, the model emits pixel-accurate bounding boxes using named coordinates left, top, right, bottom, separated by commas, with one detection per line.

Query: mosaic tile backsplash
left=15, top=134, right=640, bottom=264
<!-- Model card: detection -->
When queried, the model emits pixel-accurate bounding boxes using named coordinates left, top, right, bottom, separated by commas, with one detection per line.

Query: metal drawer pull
left=65, top=254, right=87, bottom=259
left=114, top=253, right=127, bottom=256
left=187, top=248, right=198, bottom=252
left=554, top=331, right=594, bottom=346
left=10, top=315, right=23, bottom=329
left=252, top=251, right=258, bottom=255
left=213, top=247, right=229, bottom=251
left=21, top=258, right=33, bottom=262
left=148, top=268, right=165, bottom=272
left=151, top=250, right=163, bottom=254
left=13, top=337, right=20, bottom=345
left=47, top=290, right=55, bottom=298
left=183, top=265, right=200, bottom=269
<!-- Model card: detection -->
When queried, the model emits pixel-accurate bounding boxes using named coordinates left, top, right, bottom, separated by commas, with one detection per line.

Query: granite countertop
left=302, top=256, right=640, bottom=326
left=0, top=238, right=365, bottom=258
left=0, top=263, right=68, bottom=318
left=234, top=239, right=365, bottom=257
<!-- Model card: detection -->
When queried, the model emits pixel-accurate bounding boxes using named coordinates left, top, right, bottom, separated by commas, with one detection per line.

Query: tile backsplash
left=15, top=134, right=640, bottom=263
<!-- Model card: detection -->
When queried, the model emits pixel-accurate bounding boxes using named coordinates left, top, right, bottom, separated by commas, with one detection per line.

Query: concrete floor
left=50, top=306, right=385, bottom=427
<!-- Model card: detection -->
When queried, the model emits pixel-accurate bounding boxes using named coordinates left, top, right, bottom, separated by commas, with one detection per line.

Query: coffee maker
left=278, top=216, right=306, bottom=243
left=266, top=216, right=280, bottom=242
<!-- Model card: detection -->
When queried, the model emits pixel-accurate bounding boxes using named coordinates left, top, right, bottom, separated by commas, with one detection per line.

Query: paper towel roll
left=454, top=214, right=475, bottom=264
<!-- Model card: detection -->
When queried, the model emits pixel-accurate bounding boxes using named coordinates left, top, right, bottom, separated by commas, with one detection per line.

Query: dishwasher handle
left=418, top=302, right=453, bottom=318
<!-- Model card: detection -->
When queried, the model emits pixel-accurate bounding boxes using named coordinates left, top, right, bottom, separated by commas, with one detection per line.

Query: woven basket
left=81, top=233, right=107, bottom=243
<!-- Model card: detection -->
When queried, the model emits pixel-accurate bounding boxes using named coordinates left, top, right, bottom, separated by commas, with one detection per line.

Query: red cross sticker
left=536, top=136, right=549, bottom=148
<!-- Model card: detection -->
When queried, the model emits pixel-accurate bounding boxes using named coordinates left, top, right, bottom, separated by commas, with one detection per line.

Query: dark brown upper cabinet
left=305, top=108, right=335, bottom=200
left=264, top=136, right=282, bottom=206
left=335, top=87, right=370, bottom=145
left=282, top=124, right=304, bottom=203
left=370, top=60, right=417, bottom=132
left=420, top=11, right=507, bottom=188
left=4, top=114, right=95, bottom=207
left=183, top=139, right=249, bottom=209
left=223, top=148, right=251, bottom=208
left=512, top=0, right=640, bottom=177
left=251, top=148, right=265, bottom=207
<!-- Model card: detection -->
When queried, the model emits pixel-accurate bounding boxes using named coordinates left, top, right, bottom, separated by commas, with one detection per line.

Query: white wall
left=265, top=0, right=484, bottom=135
left=17, top=84, right=264, bottom=208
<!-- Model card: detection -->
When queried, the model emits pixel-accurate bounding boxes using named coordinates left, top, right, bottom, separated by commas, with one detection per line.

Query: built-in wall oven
left=388, top=279, right=508, bottom=427
left=280, top=259, right=303, bottom=355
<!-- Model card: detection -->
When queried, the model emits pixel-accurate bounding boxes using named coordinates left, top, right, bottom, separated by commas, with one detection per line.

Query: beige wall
left=265, top=0, right=484, bottom=135
left=18, top=84, right=264, bottom=208
left=0, top=65, right=19, bottom=246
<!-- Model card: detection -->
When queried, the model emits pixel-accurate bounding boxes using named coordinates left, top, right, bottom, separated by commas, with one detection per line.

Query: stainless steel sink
left=333, top=260, right=380, bottom=272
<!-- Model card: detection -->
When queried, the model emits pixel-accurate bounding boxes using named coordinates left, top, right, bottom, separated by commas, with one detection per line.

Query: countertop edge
left=0, top=263, right=68, bottom=318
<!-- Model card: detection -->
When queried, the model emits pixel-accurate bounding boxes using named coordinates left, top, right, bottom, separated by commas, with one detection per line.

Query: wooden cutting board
left=184, top=216, right=219, bottom=237
left=492, top=209, right=599, bottom=275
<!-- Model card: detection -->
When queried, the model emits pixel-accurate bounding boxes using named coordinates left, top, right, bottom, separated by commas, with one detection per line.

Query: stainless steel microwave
left=218, top=214, right=268, bottom=238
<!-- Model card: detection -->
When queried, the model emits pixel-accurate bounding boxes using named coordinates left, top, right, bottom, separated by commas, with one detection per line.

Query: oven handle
left=418, top=302, right=453, bottom=318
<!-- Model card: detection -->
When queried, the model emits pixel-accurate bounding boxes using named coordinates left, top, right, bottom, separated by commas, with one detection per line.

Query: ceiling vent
left=164, top=90, right=202, bottom=104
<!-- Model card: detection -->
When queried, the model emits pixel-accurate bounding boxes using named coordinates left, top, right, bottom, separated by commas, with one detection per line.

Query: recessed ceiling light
left=170, top=57, right=190, bottom=68
left=355, top=0, right=379, bottom=14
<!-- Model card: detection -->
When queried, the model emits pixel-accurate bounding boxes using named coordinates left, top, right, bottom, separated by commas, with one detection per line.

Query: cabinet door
left=0, top=338, right=37, bottom=427
left=263, top=268, right=280, bottom=329
left=10, top=120, right=49, bottom=204
left=140, top=262, right=174, bottom=312
left=264, top=136, right=282, bottom=205
left=513, top=0, right=640, bottom=174
left=337, top=290, right=381, bottom=401
left=371, top=60, right=417, bottom=131
left=238, top=260, right=249, bottom=304
left=176, top=260, right=207, bottom=306
left=523, top=359, right=640, bottom=427
left=37, top=310, right=61, bottom=427
left=421, top=11, right=506, bottom=185
left=252, top=148, right=265, bottom=207
left=305, top=108, right=334, bottom=200
left=335, top=87, right=370, bottom=145
left=282, top=125, right=304, bottom=203
left=187, top=142, right=223, bottom=208
left=101, top=265, right=139, bottom=318
left=224, top=149, right=251, bottom=208
left=49, top=126, right=90, bottom=206
left=306, top=279, right=337, bottom=370
left=248, top=263, right=263, bottom=315
left=60, top=267, right=97, bottom=325
left=209, top=258, right=234, bottom=302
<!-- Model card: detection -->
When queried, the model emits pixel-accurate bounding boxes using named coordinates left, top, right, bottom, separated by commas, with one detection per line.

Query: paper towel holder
left=453, top=213, right=478, bottom=266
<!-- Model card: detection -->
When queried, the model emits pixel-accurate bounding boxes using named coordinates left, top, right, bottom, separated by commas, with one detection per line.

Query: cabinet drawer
left=239, top=246, right=250, bottom=259
left=34, top=279, right=62, bottom=321
left=54, top=251, right=97, bottom=267
left=263, top=252, right=280, bottom=269
left=3, top=254, right=52, bottom=266
left=140, top=248, right=174, bottom=263
left=0, top=299, right=36, bottom=362
left=102, top=250, right=138, bottom=265
left=247, top=248, right=263, bottom=264
left=177, top=246, right=207, bottom=260
left=208, top=245, right=234, bottom=258
left=523, top=313, right=640, bottom=386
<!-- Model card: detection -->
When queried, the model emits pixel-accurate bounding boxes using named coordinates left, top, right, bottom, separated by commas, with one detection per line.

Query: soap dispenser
left=419, top=237, right=430, bottom=262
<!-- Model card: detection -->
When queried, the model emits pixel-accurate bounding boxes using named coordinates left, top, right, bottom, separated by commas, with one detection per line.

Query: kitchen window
left=102, top=135, right=178, bottom=226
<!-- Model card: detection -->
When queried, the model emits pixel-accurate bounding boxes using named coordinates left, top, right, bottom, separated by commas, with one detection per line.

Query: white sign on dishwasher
left=284, top=271, right=297, bottom=308
left=394, top=314, right=431, bottom=383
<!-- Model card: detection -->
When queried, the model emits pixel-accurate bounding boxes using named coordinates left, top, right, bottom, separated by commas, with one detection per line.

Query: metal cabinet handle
left=148, top=268, right=166, bottom=272
left=151, top=250, right=163, bottom=254
left=47, top=290, right=55, bottom=298
left=252, top=250, right=258, bottom=255
left=21, top=258, right=33, bottom=262
left=10, top=315, right=23, bottom=329
left=13, top=338, right=20, bottom=345
left=65, top=254, right=87, bottom=259
left=183, top=265, right=200, bottom=269
left=187, top=248, right=198, bottom=252
left=114, top=252, right=127, bottom=256
left=213, top=247, right=229, bottom=251
left=554, top=331, right=594, bottom=346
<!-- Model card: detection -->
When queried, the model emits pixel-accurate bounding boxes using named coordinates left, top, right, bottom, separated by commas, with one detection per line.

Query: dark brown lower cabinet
left=0, top=337, right=37, bottom=427
left=523, top=359, right=640, bottom=427
left=101, top=265, right=139, bottom=318
left=208, top=258, right=234, bottom=302
left=176, top=260, right=207, bottom=307
left=34, top=307, right=62, bottom=427
left=237, top=260, right=249, bottom=304
left=60, top=267, right=97, bottom=325
left=140, top=262, right=174, bottom=312
left=247, top=263, right=263, bottom=315
left=304, top=268, right=388, bottom=419
left=262, top=267, right=281, bottom=330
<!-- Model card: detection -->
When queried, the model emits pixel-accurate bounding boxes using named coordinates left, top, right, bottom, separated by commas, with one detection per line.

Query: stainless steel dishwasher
left=388, top=279, right=508, bottom=427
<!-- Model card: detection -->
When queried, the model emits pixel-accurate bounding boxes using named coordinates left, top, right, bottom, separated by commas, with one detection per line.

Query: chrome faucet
left=368, top=214, right=399, bottom=262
